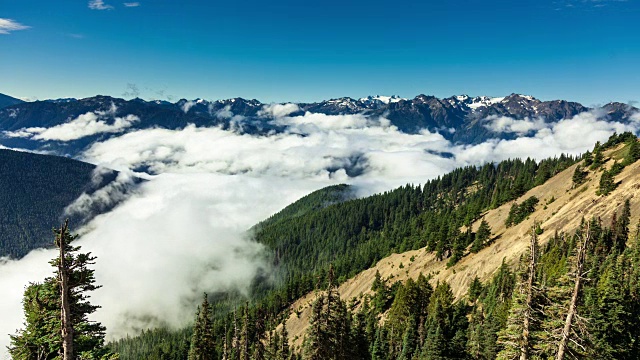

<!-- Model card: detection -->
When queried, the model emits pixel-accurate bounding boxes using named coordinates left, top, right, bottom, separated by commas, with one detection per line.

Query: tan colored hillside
left=282, top=145, right=640, bottom=349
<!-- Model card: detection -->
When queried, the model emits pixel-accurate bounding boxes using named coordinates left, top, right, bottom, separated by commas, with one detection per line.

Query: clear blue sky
left=1, top=0, right=639, bottom=105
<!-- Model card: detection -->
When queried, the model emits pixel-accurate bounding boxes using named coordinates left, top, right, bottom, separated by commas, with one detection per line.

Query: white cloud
left=4, top=105, right=139, bottom=142
left=483, top=115, right=548, bottom=135
left=89, top=0, right=113, bottom=10
left=258, top=103, right=300, bottom=118
left=181, top=100, right=195, bottom=113
left=123, top=2, right=140, bottom=7
left=0, top=18, right=30, bottom=34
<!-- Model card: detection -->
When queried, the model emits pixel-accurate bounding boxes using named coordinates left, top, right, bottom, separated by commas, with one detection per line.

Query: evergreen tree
left=591, top=142, right=604, bottom=170
left=624, top=138, right=640, bottom=166
left=9, top=221, right=117, bottom=360
left=471, top=219, right=491, bottom=253
left=597, top=169, right=617, bottom=196
left=188, top=294, right=215, bottom=360
left=583, top=150, right=593, bottom=167
left=571, top=165, right=587, bottom=187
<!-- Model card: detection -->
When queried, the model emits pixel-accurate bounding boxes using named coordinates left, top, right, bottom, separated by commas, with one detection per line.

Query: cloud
left=123, top=2, right=140, bottom=6
left=89, top=0, right=113, bottom=10
left=0, top=18, right=30, bottom=34
left=4, top=105, right=139, bottom=141
left=483, top=115, right=548, bottom=135
left=258, top=103, right=300, bottom=118
left=1, top=108, right=638, bottom=355
left=181, top=100, right=196, bottom=113
left=64, top=167, right=141, bottom=223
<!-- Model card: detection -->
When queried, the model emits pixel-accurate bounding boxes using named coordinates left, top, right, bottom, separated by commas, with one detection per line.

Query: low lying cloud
left=258, top=103, right=300, bottom=118
left=4, top=104, right=139, bottom=141
left=181, top=100, right=195, bottom=113
left=483, top=115, right=548, bottom=135
left=123, top=2, right=140, bottom=7
left=1, top=107, right=638, bottom=356
left=89, top=0, right=113, bottom=10
left=0, top=18, right=30, bottom=34
left=64, top=167, right=141, bottom=223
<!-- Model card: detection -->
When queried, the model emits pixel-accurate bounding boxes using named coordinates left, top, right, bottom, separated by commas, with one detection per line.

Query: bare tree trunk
left=520, top=227, right=538, bottom=360
left=240, top=306, right=249, bottom=360
left=222, top=324, right=229, bottom=360
left=58, top=220, right=74, bottom=360
left=232, top=309, right=239, bottom=360
left=556, top=225, right=589, bottom=360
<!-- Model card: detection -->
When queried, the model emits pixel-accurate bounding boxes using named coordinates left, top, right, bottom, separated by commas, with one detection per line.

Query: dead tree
left=555, top=224, right=590, bottom=360
left=57, top=220, right=74, bottom=360
left=521, top=226, right=539, bottom=360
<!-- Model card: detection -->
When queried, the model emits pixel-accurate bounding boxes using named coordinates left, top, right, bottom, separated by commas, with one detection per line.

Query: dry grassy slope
left=283, top=145, right=640, bottom=348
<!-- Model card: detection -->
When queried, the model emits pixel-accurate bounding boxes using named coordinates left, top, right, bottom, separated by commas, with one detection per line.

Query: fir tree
left=571, top=165, right=587, bottom=187
left=597, top=169, right=617, bottom=196
left=188, top=294, right=215, bottom=360
left=9, top=221, right=117, bottom=360
left=591, top=142, right=604, bottom=170
left=623, top=138, right=640, bottom=166
left=471, top=219, right=491, bottom=253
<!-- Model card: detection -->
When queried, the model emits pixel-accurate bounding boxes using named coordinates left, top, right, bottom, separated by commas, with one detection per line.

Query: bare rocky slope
left=282, top=144, right=640, bottom=348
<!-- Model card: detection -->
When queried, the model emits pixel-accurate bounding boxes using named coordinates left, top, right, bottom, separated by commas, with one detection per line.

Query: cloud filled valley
left=1, top=102, right=639, bottom=357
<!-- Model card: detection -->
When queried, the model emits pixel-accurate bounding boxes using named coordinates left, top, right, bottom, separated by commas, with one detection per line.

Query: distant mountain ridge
left=0, top=93, right=24, bottom=109
left=0, top=92, right=637, bottom=153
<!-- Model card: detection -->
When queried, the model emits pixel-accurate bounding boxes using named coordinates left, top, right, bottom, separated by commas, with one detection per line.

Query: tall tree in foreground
left=9, top=220, right=117, bottom=360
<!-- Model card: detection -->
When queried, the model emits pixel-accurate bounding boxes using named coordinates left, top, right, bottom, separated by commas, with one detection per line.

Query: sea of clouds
left=0, top=104, right=638, bottom=358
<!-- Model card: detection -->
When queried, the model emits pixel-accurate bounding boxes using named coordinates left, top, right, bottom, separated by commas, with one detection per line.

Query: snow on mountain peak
left=466, top=96, right=506, bottom=110
left=359, top=95, right=405, bottom=104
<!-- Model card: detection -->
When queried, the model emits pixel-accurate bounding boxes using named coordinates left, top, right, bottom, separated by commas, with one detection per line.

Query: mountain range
left=0, top=93, right=637, bottom=155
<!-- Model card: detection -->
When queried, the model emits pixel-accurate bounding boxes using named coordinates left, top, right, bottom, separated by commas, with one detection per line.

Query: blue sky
left=1, top=0, right=639, bottom=104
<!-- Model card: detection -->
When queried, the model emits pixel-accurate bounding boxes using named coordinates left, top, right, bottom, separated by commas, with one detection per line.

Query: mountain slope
left=0, top=93, right=24, bottom=109
left=0, top=149, right=121, bottom=258
left=281, top=141, right=640, bottom=348
left=254, top=184, right=355, bottom=230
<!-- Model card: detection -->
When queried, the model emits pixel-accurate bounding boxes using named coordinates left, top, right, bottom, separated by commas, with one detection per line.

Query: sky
left=1, top=0, right=640, bottom=105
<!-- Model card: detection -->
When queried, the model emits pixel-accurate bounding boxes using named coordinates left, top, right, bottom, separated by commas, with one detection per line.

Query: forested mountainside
left=109, top=132, right=640, bottom=360
left=253, top=184, right=356, bottom=231
left=0, top=149, right=121, bottom=258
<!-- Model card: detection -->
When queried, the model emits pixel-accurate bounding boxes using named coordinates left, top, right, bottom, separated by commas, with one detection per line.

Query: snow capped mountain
left=0, top=92, right=634, bottom=154
left=359, top=95, right=406, bottom=105
left=465, top=96, right=506, bottom=110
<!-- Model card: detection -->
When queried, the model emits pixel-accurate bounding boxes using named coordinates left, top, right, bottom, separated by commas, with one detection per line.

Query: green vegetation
left=572, top=165, right=587, bottom=186
left=505, top=196, right=539, bottom=227
left=9, top=222, right=117, bottom=360
left=17, top=136, right=640, bottom=360
left=470, top=219, right=491, bottom=253
left=106, top=153, right=580, bottom=359
left=0, top=149, right=118, bottom=258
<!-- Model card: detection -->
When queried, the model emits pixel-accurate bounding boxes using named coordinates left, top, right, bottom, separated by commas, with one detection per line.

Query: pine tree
left=9, top=221, right=117, bottom=360
left=591, top=142, right=604, bottom=170
left=624, top=138, right=640, bottom=165
left=572, top=165, right=587, bottom=187
left=583, top=150, right=593, bottom=167
left=471, top=219, right=491, bottom=253
left=597, top=169, right=617, bottom=196
left=188, top=293, right=215, bottom=360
